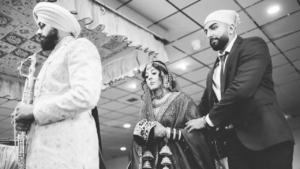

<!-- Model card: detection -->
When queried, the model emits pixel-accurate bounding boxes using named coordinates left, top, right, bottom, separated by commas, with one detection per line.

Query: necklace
left=152, top=93, right=171, bottom=108
left=153, top=90, right=170, bottom=100
left=153, top=92, right=165, bottom=100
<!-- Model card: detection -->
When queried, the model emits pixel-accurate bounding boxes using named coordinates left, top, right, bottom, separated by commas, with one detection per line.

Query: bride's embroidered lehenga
left=129, top=61, right=215, bottom=169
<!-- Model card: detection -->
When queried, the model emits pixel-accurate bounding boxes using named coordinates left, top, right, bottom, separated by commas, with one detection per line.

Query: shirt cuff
left=205, top=114, right=214, bottom=127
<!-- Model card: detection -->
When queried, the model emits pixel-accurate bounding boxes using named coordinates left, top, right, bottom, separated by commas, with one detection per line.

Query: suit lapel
left=221, top=36, right=243, bottom=94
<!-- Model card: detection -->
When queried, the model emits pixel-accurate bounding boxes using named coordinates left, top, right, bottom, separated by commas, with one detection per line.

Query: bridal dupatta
left=130, top=92, right=215, bottom=169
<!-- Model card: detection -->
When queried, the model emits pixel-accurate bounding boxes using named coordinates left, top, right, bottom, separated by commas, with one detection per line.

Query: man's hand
left=11, top=102, right=34, bottom=123
left=15, top=119, right=33, bottom=131
left=154, top=121, right=166, bottom=138
left=185, top=118, right=205, bottom=132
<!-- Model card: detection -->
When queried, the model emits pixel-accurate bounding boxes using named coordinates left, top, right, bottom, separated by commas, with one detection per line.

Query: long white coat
left=27, top=36, right=102, bottom=169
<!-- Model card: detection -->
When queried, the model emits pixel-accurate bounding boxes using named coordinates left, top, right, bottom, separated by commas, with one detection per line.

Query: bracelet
left=178, top=130, right=181, bottom=141
left=166, top=127, right=171, bottom=139
left=173, top=128, right=176, bottom=140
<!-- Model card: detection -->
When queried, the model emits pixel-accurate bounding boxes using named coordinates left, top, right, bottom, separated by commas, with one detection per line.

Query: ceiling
left=1, top=0, right=300, bottom=161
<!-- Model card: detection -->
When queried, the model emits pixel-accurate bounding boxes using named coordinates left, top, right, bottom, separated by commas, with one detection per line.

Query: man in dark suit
left=185, top=10, right=294, bottom=169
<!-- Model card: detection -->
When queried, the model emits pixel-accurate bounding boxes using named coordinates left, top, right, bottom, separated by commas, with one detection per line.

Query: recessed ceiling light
left=180, top=65, right=187, bottom=70
left=267, top=5, right=280, bottom=14
left=191, top=39, right=201, bottom=51
left=120, top=147, right=126, bottom=151
left=130, top=84, right=137, bottom=89
left=123, top=123, right=131, bottom=128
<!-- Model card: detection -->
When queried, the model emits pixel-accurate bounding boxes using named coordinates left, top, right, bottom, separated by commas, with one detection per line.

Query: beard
left=210, top=34, right=229, bottom=51
left=40, top=28, right=59, bottom=51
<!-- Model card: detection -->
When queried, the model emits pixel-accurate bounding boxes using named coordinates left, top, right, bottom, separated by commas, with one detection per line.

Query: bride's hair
left=141, top=60, right=167, bottom=85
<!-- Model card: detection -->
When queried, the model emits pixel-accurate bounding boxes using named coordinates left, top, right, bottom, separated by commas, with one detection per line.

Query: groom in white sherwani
left=12, top=2, right=102, bottom=169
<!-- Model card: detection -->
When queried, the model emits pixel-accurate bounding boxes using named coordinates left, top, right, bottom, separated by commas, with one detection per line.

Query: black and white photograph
left=0, top=0, right=299, bottom=169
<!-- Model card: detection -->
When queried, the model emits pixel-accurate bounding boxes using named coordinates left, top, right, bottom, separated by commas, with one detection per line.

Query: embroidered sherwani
left=26, top=36, right=102, bottom=169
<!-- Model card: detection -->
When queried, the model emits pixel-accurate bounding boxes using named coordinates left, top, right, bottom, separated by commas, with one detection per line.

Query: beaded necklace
left=153, top=92, right=165, bottom=100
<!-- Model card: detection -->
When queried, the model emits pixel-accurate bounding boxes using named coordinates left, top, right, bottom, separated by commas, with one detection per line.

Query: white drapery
left=102, top=49, right=157, bottom=88
left=0, top=77, right=23, bottom=100
left=0, top=144, right=18, bottom=169
left=56, top=0, right=169, bottom=88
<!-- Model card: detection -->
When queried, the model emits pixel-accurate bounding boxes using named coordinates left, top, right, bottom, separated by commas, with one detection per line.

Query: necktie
left=220, top=52, right=229, bottom=97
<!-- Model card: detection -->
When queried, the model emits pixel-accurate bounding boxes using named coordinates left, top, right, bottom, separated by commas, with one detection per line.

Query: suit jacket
left=198, top=36, right=294, bottom=150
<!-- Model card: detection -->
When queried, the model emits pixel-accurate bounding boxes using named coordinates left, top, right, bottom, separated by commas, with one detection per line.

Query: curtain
left=0, top=77, right=23, bottom=100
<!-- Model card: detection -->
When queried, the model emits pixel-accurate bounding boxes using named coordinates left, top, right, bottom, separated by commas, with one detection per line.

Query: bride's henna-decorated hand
left=154, top=121, right=167, bottom=138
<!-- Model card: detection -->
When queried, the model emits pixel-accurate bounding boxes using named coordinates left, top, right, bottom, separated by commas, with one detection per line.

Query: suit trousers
left=225, top=130, right=294, bottom=169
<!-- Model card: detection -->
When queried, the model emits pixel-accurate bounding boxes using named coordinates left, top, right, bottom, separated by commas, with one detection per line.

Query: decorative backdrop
left=0, top=0, right=169, bottom=99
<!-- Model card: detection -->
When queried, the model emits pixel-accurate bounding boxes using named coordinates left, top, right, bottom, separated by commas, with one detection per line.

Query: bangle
left=173, top=128, right=176, bottom=140
left=166, top=127, right=171, bottom=139
left=178, top=130, right=181, bottom=141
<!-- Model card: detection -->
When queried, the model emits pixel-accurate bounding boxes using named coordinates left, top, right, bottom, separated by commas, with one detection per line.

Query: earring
left=164, top=82, right=170, bottom=89
left=164, top=75, right=170, bottom=89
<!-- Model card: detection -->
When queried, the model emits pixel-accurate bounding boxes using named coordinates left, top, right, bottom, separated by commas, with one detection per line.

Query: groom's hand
left=15, top=119, right=33, bottom=131
left=185, top=118, right=205, bottom=132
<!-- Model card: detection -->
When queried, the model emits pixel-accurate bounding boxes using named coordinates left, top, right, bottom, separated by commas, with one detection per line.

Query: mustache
left=38, top=35, right=45, bottom=42
left=210, top=38, right=218, bottom=43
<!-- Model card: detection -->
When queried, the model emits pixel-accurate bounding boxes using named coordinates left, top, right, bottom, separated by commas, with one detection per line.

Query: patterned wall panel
left=21, top=40, right=41, bottom=53
left=0, top=1, right=130, bottom=78
left=0, top=41, right=17, bottom=53
left=0, top=12, right=13, bottom=28
left=2, top=32, right=27, bottom=47
left=12, top=24, right=36, bottom=39
left=0, top=51, right=7, bottom=58
left=11, top=48, right=33, bottom=58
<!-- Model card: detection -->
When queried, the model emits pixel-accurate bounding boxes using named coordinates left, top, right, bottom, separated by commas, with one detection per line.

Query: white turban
left=33, top=2, right=81, bottom=38
left=204, top=10, right=241, bottom=28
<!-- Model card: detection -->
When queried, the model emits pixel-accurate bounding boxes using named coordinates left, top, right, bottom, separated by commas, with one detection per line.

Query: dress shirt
left=206, top=34, right=237, bottom=127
